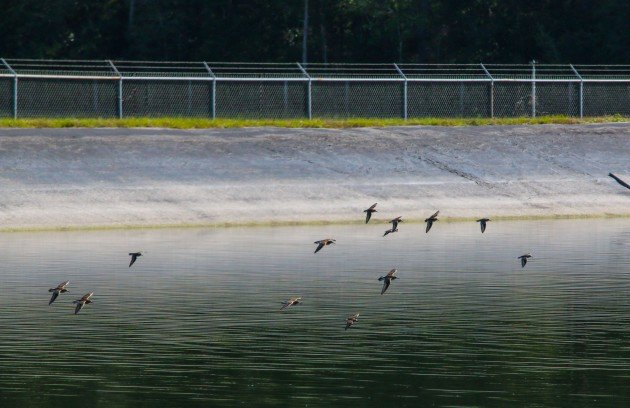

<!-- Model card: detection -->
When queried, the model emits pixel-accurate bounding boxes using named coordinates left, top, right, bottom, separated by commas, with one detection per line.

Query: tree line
left=0, top=0, right=628, bottom=63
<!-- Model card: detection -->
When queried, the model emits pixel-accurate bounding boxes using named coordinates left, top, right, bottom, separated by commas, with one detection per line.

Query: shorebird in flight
left=389, top=216, right=403, bottom=230
left=477, top=218, right=490, bottom=233
left=363, top=203, right=378, bottom=224
left=609, top=173, right=630, bottom=190
left=280, top=297, right=302, bottom=310
left=48, top=281, right=69, bottom=305
left=383, top=227, right=398, bottom=237
left=129, top=252, right=142, bottom=267
left=73, top=292, right=94, bottom=315
left=425, top=211, right=439, bottom=233
left=378, top=269, right=398, bottom=295
left=314, top=239, right=336, bottom=254
left=345, top=313, right=360, bottom=330
left=518, top=253, right=532, bottom=268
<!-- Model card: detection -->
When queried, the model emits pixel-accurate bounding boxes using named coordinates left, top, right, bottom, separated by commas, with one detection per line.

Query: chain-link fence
left=0, top=59, right=628, bottom=119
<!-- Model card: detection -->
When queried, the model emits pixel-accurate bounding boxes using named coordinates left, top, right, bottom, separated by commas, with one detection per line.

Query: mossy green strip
left=0, top=115, right=627, bottom=129
left=1, top=213, right=628, bottom=234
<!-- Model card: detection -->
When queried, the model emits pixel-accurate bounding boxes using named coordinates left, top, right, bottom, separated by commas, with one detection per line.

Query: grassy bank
left=0, top=115, right=627, bottom=129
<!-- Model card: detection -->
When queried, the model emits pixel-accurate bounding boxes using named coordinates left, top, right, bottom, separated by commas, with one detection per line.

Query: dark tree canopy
left=0, top=0, right=627, bottom=63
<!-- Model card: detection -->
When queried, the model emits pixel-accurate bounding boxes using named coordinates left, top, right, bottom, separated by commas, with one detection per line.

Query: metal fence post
left=297, top=62, right=312, bottom=119
left=212, top=79, right=216, bottom=119
left=107, top=60, right=123, bottom=118
left=531, top=60, right=536, bottom=117
left=480, top=63, right=494, bottom=118
left=2, top=58, right=18, bottom=118
left=13, top=75, right=17, bottom=119
left=394, top=63, right=407, bottom=120
left=570, top=64, right=583, bottom=118
left=118, top=79, right=123, bottom=118
left=203, top=62, right=216, bottom=119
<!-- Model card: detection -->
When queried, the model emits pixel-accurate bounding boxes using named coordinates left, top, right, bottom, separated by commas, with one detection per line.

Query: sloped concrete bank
left=0, top=124, right=628, bottom=230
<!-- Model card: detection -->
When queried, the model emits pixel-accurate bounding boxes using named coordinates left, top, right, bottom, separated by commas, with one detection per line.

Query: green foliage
left=0, top=116, right=626, bottom=129
left=0, top=1, right=628, bottom=63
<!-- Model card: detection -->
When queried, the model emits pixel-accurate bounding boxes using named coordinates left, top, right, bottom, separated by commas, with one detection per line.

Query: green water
left=0, top=219, right=629, bottom=407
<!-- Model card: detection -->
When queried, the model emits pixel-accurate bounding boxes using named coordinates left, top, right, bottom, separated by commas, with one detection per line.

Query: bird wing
left=430, top=210, right=439, bottom=219
left=609, top=173, right=630, bottom=190
left=314, top=242, right=325, bottom=253
left=391, top=220, right=398, bottom=230
left=369, top=203, right=377, bottom=210
left=365, top=211, right=372, bottom=224
left=381, top=278, right=391, bottom=295
left=426, top=220, right=433, bottom=233
left=129, top=254, right=137, bottom=267
left=74, top=302, right=84, bottom=315
left=49, top=291, right=59, bottom=305
left=58, top=281, right=70, bottom=290
left=521, top=257, right=527, bottom=267
left=480, top=221, right=486, bottom=233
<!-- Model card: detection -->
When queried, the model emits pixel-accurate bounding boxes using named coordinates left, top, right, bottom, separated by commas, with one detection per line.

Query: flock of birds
left=46, top=173, right=629, bottom=326
left=47, top=252, right=142, bottom=314
left=311, top=206, right=530, bottom=330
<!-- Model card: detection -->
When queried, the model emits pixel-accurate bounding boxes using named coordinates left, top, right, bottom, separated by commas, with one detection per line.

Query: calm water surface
left=0, top=219, right=629, bottom=407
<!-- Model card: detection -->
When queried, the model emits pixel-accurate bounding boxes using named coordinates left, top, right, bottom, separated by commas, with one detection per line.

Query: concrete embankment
left=0, top=124, right=628, bottom=230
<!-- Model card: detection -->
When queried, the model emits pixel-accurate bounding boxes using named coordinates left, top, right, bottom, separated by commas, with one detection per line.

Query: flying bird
left=383, top=227, right=398, bottom=237
left=73, top=292, right=94, bottom=315
left=280, top=296, right=302, bottom=310
left=345, top=313, right=360, bottom=330
left=518, top=253, right=532, bottom=268
left=364, top=203, right=377, bottom=224
left=477, top=218, right=490, bottom=233
left=425, top=210, right=439, bottom=233
left=389, top=216, right=403, bottom=230
left=378, top=269, right=398, bottom=295
left=129, top=252, right=142, bottom=267
left=314, top=239, right=336, bottom=254
left=48, top=280, right=69, bottom=305
left=609, top=173, right=630, bottom=190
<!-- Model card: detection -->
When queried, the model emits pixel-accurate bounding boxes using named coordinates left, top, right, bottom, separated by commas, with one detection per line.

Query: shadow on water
left=0, top=219, right=629, bottom=407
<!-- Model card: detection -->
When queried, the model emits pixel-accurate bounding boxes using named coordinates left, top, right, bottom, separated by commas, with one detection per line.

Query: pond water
left=0, top=219, right=629, bottom=407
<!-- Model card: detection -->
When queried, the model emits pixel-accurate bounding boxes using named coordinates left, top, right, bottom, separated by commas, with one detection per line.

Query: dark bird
left=48, top=280, right=69, bottom=305
left=73, top=292, right=93, bottom=315
left=477, top=218, right=490, bottom=233
left=363, top=203, right=377, bottom=224
left=345, top=313, right=360, bottom=330
left=129, top=252, right=142, bottom=267
left=314, top=239, right=336, bottom=254
left=518, top=253, right=532, bottom=268
left=378, top=269, right=398, bottom=295
left=389, top=216, right=403, bottom=230
left=425, top=210, right=439, bottom=233
left=383, top=227, right=398, bottom=237
left=609, top=173, right=630, bottom=190
left=280, top=296, right=302, bottom=310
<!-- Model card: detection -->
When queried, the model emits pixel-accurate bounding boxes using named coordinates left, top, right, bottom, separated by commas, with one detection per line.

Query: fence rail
left=0, top=59, right=629, bottom=119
